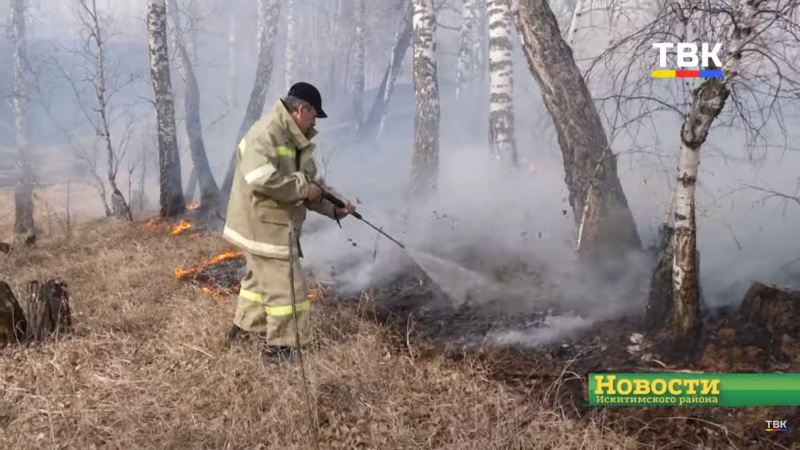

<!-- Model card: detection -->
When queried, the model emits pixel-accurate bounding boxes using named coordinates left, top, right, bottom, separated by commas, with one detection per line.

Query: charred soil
left=351, top=267, right=800, bottom=450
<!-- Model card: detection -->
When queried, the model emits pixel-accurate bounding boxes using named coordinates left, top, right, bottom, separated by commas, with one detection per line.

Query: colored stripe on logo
left=651, top=70, right=724, bottom=78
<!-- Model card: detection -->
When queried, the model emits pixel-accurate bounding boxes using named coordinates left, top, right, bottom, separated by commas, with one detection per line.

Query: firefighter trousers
left=233, top=251, right=311, bottom=347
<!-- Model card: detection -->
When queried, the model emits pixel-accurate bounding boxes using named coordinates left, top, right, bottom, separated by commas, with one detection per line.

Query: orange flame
left=174, top=250, right=244, bottom=298
left=308, top=282, right=331, bottom=303
left=145, top=217, right=165, bottom=229
left=187, top=203, right=200, bottom=211
left=172, top=221, right=192, bottom=235
left=174, top=251, right=332, bottom=301
left=173, top=250, right=243, bottom=278
left=208, top=250, right=241, bottom=264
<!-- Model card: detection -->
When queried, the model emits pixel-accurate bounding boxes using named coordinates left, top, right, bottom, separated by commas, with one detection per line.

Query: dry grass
left=0, top=217, right=637, bottom=449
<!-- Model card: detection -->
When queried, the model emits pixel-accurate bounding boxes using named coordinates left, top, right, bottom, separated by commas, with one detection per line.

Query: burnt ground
left=337, top=266, right=800, bottom=450
left=171, top=217, right=800, bottom=449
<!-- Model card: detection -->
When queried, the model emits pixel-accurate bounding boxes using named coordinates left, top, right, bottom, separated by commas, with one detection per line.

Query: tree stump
left=25, top=279, right=72, bottom=342
left=738, top=282, right=800, bottom=345
left=0, top=281, right=27, bottom=346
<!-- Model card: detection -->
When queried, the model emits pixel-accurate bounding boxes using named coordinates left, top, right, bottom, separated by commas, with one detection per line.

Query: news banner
left=588, top=373, right=796, bottom=431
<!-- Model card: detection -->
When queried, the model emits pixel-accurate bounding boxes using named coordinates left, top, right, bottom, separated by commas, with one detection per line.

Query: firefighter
left=223, top=82, right=355, bottom=360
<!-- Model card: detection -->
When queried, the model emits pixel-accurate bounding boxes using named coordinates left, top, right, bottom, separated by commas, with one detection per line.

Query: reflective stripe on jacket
left=223, top=100, right=340, bottom=259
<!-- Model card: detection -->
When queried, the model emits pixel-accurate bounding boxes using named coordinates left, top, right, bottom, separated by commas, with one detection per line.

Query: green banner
left=588, top=373, right=800, bottom=407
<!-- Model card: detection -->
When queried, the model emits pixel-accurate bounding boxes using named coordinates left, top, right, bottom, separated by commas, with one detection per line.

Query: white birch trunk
left=326, top=0, right=342, bottom=98
left=663, top=0, right=697, bottom=223
left=148, top=0, right=185, bottom=217
left=353, top=0, right=366, bottom=129
left=186, top=0, right=197, bottom=62
left=661, top=0, right=700, bottom=98
left=671, top=0, right=760, bottom=340
left=456, top=0, right=476, bottom=100
left=565, top=0, right=588, bottom=47
left=11, top=0, right=35, bottom=238
left=409, top=0, right=440, bottom=197
left=487, top=0, right=517, bottom=165
left=284, top=0, right=296, bottom=90
left=472, top=0, right=487, bottom=83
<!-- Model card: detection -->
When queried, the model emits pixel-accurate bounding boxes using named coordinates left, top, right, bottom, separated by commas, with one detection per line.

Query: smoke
left=487, top=315, right=595, bottom=348
left=299, top=97, right=654, bottom=336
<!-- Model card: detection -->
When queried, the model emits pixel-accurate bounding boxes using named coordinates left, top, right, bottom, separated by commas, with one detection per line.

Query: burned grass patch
left=348, top=271, right=800, bottom=450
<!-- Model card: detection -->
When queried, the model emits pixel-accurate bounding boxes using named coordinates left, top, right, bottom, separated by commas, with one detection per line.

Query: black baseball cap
left=288, top=82, right=327, bottom=118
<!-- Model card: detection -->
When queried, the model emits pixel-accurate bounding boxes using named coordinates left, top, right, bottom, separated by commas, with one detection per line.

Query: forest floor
left=1, top=210, right=798, bottom=449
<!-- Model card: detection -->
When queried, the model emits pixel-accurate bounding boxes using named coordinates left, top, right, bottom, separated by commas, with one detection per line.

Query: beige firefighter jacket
left=223, top=100, right=341, bottom=259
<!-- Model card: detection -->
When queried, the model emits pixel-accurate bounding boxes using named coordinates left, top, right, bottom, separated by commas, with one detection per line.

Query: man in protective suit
left=223, top=82, right=355, bottom=359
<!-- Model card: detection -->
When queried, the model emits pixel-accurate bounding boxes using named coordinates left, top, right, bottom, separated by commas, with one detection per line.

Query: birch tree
left=363, top=1, right=413, bottom=139
left=353, top=0, right=366, bottom=130
left=456, top=0, right=477, bottom=100
left=565, top=0, right=588, bottom=48
left=10, top=0, right=35, bottom=241
left=74, top=0, right=134, bottom=220
left=284, top=0, right=296, bottom=90
left=593, top=0, right=800, bottom=343
left=167, top=0, right=219, bottom=209
left=221, top=0, right=280, bottom=195
left=471, top=0, right=487, bottom=84
left=148, top=0, right=186, bottom=217
left=487, top=0, right=517, bottom=165
left=408, top=0, right=441, bottom=197
left=670, top=0, right=765, bottom=341
left=513, top=0, right=641, bottom=260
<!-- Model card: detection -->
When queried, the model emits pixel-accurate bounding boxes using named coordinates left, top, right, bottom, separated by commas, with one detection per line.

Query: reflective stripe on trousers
left=239, top=288, right=311, bottom=316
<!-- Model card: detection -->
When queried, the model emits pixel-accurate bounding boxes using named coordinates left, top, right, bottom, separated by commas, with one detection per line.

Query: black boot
left=227, top=325, right=242, bottom=345
left=264, top=345, right=298, bottom=362
left=227, top=325, right=266, bottom=347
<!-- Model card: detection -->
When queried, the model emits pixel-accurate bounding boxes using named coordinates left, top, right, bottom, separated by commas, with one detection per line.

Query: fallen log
left=737, top=282, right=800, bottom=344
left=0, top=281, right=27, bottom=346
left=25, top=279, right=72, bottom=342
